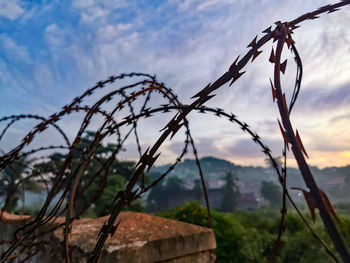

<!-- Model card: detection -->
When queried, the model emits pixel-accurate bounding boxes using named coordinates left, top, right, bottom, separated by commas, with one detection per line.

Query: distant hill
left=150, top=156, right=350, bottom=194
left=19, top=157, right=350, bottom=208
left=151, top=156, right=300, bottom=184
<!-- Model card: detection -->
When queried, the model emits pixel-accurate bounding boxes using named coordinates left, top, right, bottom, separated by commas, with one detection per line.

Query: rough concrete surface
left=1, top=211, right=216, bottom=262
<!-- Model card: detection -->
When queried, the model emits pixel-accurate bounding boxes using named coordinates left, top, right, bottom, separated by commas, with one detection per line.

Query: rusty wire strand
left=89, top=3, right=350, bottom=261
left=1, top=2, right=349, bottom=262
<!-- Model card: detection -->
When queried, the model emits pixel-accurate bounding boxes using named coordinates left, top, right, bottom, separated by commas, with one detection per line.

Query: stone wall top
left=1, top=211, right=216, bottom=262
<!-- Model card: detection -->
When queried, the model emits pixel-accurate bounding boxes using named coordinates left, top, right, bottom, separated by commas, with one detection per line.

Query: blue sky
left=0, top=0, right=350, bottom=168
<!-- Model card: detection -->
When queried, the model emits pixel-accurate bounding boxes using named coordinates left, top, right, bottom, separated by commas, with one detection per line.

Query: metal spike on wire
left=1, top=2, right=350, bottom=263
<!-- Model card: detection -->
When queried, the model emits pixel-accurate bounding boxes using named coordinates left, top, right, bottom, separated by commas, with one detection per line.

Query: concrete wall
left=1, top=211, right=216, bottom=262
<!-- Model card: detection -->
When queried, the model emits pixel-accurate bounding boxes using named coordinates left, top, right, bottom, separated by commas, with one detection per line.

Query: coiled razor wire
left=1, top=2, right=350, bottom=262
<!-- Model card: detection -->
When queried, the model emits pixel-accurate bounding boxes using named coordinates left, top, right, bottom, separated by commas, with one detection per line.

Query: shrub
left=160, top=201, right=250, bottom=262
left=158, top=202, right=349, bottom=263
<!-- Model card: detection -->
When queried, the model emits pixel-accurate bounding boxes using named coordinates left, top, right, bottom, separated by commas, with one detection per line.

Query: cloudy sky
left=0, top=0, right=349, bottom=168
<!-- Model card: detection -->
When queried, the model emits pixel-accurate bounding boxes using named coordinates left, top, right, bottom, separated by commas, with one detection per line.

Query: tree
left=260, top=181, right=282, bottom=208
left=147, top=182, right=168, bottom=212
left=164, top=176, right=185, bottom=195
left=0, top=157, right=42, bottom=212
left=147, top=175, right=185, bottom=212
left=221, top=172, right=240, bottom=212
left=31, top=131, right=146, bottom=217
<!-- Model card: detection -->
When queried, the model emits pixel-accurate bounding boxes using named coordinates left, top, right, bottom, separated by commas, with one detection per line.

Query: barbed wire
left=1, top=1, right=350, bottom=262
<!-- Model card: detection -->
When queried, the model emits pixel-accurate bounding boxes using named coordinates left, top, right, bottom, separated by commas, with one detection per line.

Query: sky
left=0, top=0, right=350, bottom=168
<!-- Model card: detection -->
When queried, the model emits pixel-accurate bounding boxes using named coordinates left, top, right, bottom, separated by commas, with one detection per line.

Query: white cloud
left=0, top=35, right=31, bottom=63
left=2, top=0, right=350, bottom=168
left=196, top=0, right=234, bottom=11
left=33, top=65, right=54, bottom=91
left=72, top=0, right=95, bottom=8
left=44, top=24, right=69, bottom=47
left=175, top=0, right=231, bottom=12
left=72, top=0, right=129, bottom=23
left=97, top=23, right=133, bottom=41
left=81, top=6, right=109, bottom=23
left=0, top=0, right=24, bottom=20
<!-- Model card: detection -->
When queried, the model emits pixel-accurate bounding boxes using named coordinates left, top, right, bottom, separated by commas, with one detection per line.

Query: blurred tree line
left=1, top=127, right=284, bottom=216
left=159, top=201, right=350, bottom=263
left=2, top=131, right=350, bottom=262
left=147, top=172, right=241, bottom=213
left=0, top=131, right=145, bottom=216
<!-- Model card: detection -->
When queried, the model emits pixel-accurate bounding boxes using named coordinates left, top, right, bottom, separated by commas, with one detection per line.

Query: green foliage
left=278, top=231, right=332, bottom=263
left=29, top=131, right=147, bottom=217
left=13, top=202, right=42, bottom=215
left=159, top=200, right=209, bottom=226
left=89, top=173, right=126, bottom=217
left=158, top=201, right=246, bottom=262
left=0, top=157, right=42, bottom=212
left=159, top=202, right=347, bottom=263
left=86, top=159, right=147, bottom=216
left=125, top=199, right=146, bottom=213
left=339, top=217, right=350, bottom=245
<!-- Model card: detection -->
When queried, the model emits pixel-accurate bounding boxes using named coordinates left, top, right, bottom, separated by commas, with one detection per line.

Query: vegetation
left=0, top=157, right=42, bottom=212
left=1, top=3, right=350, bottom=260
left=147, top=175, right=186, bottom=212
left=159, top=201, right=350, bottom=263
left=1, top=131, right=146, bottom=216
left=3, top=149, right=350, bottom=262
left=147, top=171, right=241, bottom=213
